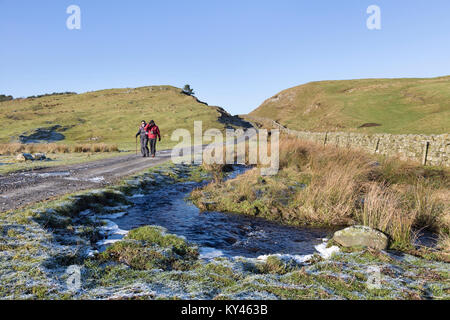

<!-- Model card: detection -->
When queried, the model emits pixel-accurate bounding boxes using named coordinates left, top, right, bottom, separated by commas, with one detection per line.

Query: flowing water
left=103, top=167, right=331, bottom=259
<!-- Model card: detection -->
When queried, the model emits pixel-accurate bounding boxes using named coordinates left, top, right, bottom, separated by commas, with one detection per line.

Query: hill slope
left=0, top=86, right=250, bottom=149
left=249, top=76, right=450, bottom=134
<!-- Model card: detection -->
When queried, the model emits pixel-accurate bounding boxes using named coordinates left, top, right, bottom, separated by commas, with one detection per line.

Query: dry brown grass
left=437, top=233, right=450, bottom=254
left=360, top=183, right=416, bottom=246
left=278, top=137, right=373, bottom=225
left=409, top=179, right=446, bottom=232
left=294, top=162, right=366, bottom=226
left=0, top=143, right=119, bottom=155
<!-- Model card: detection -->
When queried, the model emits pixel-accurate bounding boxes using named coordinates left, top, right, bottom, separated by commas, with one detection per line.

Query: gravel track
left=0, top=149, right=175, bottom=212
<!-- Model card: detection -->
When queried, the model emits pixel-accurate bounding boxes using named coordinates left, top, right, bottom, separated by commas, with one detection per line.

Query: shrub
left=0, top=94, right=13, bottom=102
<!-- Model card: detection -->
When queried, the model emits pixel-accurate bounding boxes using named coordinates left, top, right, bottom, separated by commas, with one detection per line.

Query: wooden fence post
left=374, top=138, right=380, bottom=154
left=422, top=141, right=430, bottom=166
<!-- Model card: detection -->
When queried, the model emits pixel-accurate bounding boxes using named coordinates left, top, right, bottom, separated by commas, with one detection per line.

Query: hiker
left=145, top=120, right=161, bottom=158
left=136, top=120, right=150, bottom=157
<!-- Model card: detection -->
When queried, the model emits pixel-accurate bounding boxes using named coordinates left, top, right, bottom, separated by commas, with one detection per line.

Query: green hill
left=249, top=76, right=450, bottom=134
left=0, top=86, right=250, bottom=150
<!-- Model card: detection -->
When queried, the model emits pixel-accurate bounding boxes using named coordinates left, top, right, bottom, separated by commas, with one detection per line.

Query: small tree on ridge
left=182, top=84, right=195, bottom=96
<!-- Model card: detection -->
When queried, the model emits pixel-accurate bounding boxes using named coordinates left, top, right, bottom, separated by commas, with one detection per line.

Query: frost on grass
left=0, top=163, right=449, bottom=300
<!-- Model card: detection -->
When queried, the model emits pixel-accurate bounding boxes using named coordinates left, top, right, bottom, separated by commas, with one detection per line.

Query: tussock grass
left=360, top=183, right=415, bottom=248
left=191, top=136, right=449, bottom=252
left=0, top=143, right=119, bottom=155
left=437, top=233, right=450, bottom=254
left=98, top=226, right=199, bottom=271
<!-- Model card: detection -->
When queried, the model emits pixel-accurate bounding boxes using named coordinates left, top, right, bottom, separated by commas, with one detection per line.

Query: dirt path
left=0, top=149, right=177, bottom=212
left=0, top=128, right=257, bottom=212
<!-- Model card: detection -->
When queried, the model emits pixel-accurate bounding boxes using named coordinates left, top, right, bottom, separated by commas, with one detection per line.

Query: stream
left=97, top=166, right=331, bottom=259
left=2, top=164, right=447, bottom=300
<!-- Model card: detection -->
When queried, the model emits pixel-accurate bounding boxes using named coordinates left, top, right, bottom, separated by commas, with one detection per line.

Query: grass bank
left=0, top=142, right=124, bottom=175
left=1, top=162, right=448, bottom=300
left=0, top=143, right=119, bottom=155
left=191, top=136, right=450, bottom=257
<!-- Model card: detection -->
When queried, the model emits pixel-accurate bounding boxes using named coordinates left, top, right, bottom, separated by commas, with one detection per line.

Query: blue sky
left=1, top=0, right=449, bottom=115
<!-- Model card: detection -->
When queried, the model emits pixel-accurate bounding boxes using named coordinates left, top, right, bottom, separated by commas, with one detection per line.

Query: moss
left=7, top=228, right=19, bottom=238
left=46, top=252, right=85, bottom=268
left=404, top=248, right=450, bottom=263
left=31, top=285, right=52, bottom=300
left=98, top=226, right=198, bottom=272
left=281, top=263, right=404, bottom=300
left=259, top=285, right=325, bottom=300
left=333, top=250, right=393, bottom=265
left=204, top=263, right=237, bottom=278
left=126, top=226, right=197, bottom=257
left=99, top=241, right=167, bottom=271
left=200, top=263, right=243, bottom=287
left=311, top=261, right=344, bottom=274
left=257, top=256, right=297, bottom=275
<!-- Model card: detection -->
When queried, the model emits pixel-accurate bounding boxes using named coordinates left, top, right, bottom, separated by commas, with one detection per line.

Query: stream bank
left=0, top=163, right=448, bottom=300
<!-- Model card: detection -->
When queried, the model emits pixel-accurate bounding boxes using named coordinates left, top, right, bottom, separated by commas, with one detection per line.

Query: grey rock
left=16, top=153, right=34, bottom=161
left=332, top=225, right=389, bottom=250
left=33, top=153, right=47, bottom=161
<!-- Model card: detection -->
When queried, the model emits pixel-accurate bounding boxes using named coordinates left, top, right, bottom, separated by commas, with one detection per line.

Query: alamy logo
left=366, top=5, right=381, bottom=30
left=170, top=122, right=280, bottom=176
left=66, top=265, right=81, bottom=292
left=366, top=266, right=382, bottom=290
left=66, top=5, right=81, bottom=30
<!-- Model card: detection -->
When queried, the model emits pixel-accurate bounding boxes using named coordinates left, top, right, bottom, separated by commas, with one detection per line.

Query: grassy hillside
left=0, top=86, right=249, bottom=150
left=249, top=76, right=450, bottom=134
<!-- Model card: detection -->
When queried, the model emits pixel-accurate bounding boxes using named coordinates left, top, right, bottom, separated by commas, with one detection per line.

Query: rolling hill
left=248, top=76, right=450, bottom=134
left=0, top=86, right=251, bottom=150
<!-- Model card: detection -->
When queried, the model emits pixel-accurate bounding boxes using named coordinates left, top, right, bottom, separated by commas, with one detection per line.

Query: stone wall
left=286, top=130, right=448, bottom=167
left=247, top=117, right=449, bottom=167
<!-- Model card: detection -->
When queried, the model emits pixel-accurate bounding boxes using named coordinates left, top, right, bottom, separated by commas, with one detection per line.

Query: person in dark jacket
left=136, top=120, right=149, bottom=157
left=145, top=120, right=161, bottom=158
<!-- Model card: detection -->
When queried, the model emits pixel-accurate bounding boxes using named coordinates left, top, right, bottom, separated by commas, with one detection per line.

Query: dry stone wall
left=248, top=117, right=449, bottom=167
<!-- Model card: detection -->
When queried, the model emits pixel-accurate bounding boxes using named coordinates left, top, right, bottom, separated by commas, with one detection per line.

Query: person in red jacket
left=145, top=120, right=161, bottom=158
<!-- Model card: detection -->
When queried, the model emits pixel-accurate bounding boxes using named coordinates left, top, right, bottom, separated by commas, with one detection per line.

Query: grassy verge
left=0, top=152, right=129, bottom=175
left=80, top=236, right=449, bottom=300
left=191, top=136, right=450, bottom=257
left=0, top=143, right=119, bottom=155
left=0, top=162, right=211, bottom=298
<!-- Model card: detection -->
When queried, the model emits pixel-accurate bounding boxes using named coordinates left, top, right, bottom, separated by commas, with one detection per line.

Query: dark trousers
left=140, top=136, right=149, bottom=157
left=149, top=138, right=157, bottom=156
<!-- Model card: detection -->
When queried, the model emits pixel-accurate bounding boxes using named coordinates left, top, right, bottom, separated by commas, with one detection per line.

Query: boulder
left=332, top=225, right=389, bottom=250
left=33, top=153, right=47, bottom=161
left=16, top=153, right=34, bottom=161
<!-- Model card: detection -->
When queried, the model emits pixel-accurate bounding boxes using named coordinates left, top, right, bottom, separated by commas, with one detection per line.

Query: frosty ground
left=0, top=163, right=448, bottom=300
